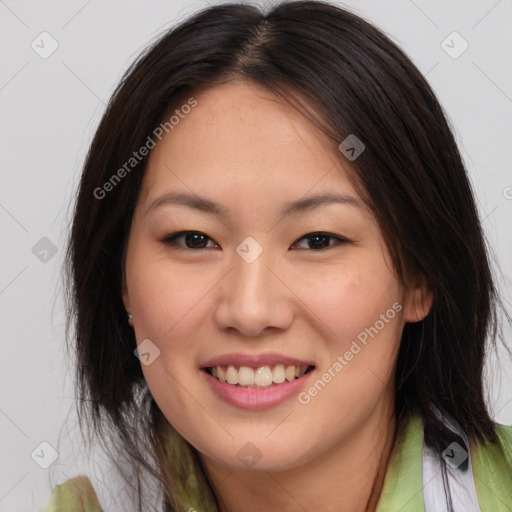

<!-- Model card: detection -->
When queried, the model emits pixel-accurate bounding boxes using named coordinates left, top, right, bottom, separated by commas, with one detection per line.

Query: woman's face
left=122, top=80, right=430, bottom=471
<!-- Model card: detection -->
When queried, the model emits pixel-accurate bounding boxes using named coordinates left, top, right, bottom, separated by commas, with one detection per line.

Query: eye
left=161, top=231, right=349, bottom=251
left=161, top=231, right=219, bottom=250
left=291, top=232, right=349, bottom=251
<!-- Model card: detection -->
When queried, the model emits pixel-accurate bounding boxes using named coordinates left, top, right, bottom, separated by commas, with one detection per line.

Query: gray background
left=1, top=0, right=511, bottom=510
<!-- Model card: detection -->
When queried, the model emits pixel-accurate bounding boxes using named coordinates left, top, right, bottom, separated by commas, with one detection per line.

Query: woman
left=44, top=1, right=512, bottom=510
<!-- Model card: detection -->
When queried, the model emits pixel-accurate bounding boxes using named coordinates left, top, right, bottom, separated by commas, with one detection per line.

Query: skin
left=122, top=80, right=432, bottom=511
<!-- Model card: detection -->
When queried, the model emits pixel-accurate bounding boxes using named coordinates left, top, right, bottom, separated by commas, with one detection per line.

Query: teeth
left=255, top=366, right=273, bottom=387
left=272, top=364, right=285, bottom=383
left=209, top=364, right=310, bottom=387
left=285, top=365, right=296, bottom=381
left=226, top=365, right=239, bottom=385
left=238, top=366, right=254, bottom=386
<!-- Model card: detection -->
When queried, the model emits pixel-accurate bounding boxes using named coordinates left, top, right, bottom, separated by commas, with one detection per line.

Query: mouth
left=203, top=364, right=315, bottom=389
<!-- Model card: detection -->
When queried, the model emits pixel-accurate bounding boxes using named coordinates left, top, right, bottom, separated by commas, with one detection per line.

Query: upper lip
left=201, top=352, right=315, bottom=369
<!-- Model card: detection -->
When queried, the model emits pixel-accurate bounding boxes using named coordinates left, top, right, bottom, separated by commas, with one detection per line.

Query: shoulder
left=495, top=422, right=512, bottom=460
left=376, top=415, right=512, bottom=511
left=472, top=422, right=512, bottom=509
left=42, top=475, right=104, bottom=512
left=473, top=422, right=512, bottom=471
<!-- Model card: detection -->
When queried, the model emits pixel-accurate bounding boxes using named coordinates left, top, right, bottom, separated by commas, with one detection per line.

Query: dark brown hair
left=63, top=1, right=510, bottom=509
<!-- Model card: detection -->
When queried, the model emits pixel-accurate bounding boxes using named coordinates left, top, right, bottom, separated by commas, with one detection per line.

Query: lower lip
left=201, top=369, right=314, bottom=410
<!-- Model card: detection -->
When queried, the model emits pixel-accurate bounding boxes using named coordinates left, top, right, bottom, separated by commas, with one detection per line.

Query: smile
left=205, top=364, right=314, bottom=388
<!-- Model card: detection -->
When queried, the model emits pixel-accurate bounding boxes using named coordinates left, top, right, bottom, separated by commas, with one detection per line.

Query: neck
left=201, top=403, right=397, bottom=512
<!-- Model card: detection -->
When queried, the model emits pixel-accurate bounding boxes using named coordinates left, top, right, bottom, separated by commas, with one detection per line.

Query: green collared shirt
left=376, top=415, right=512, bottom=511
left=43, top=414, right=512, bottom=511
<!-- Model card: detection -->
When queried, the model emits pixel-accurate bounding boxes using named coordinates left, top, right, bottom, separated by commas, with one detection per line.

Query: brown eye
left=162, top=231, right=219, bottom=250
left=291, top=232, right=349, bottom=251
left=161, top=231, right=349, bottom=251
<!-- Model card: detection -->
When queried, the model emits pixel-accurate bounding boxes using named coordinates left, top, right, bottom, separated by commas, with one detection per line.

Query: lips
left=201, top=360, right=316, bottom=410
left=201, top=352, right=315, bottom=369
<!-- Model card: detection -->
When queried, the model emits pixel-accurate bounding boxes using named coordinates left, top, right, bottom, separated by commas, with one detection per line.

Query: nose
left=213, top=244, right=294, bottom=338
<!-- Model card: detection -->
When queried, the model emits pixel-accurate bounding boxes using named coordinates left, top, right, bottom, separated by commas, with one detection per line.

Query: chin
left=197, top=434, right=318, bottom=473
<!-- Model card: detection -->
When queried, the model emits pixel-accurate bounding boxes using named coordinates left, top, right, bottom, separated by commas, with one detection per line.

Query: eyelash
left=161, top=231, right=350, bottom=251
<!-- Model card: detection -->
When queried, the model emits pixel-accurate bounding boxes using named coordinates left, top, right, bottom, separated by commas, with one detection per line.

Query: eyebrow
left=144, top=191, right=363, bottom=219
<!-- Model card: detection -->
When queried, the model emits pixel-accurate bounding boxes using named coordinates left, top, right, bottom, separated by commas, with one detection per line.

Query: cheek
left=127, top=250, right=207, bottom=337
left=295, top=257, right=402, bottom=344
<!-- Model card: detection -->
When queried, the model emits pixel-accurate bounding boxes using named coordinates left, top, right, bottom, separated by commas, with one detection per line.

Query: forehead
left=139, top=80, right=361, bottom=209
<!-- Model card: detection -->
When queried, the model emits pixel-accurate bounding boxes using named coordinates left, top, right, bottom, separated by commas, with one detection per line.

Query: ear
left=402, top=273, right=433, bottom=323
left=122, top=286, right=130, bottom=312
left=121, top=276, right=134, bottom=327
left=120, top=240, right=135, bottom=326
